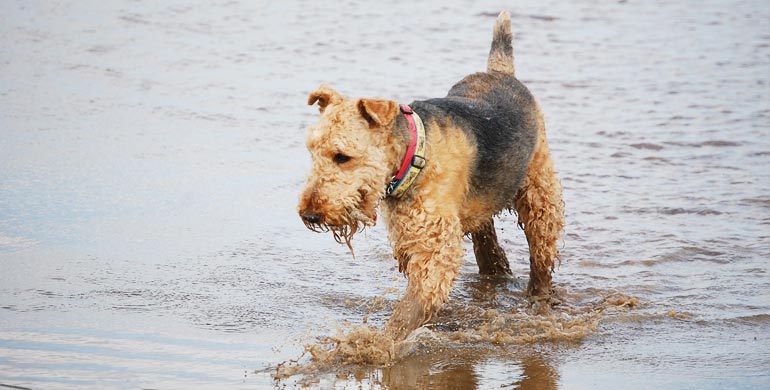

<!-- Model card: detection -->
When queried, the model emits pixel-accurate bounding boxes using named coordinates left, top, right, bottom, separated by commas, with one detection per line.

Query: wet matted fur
left=298, top=11, right=564, bottom=341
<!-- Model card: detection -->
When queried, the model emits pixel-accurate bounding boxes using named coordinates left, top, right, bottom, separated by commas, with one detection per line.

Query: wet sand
left=1, top=0, right=769, bottom=389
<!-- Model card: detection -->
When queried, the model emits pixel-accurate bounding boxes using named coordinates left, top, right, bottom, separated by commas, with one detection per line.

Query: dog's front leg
left=384, top=213, right=464, bottom=341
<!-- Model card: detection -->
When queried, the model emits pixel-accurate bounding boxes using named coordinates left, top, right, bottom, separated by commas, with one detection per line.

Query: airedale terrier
left=298, top=11, right=564, bottom=341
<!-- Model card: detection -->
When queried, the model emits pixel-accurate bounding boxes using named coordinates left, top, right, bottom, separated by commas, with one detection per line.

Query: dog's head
left=298, top=84, right=404, bottom=249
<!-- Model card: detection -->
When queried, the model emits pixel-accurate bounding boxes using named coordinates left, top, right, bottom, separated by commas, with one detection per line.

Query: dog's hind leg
left=471, top=218, right=512, bottom=275
left=514, top=121, right=564, bottom=300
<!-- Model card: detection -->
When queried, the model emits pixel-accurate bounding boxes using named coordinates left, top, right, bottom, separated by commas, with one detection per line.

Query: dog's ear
left=357, top=98, right=399, bottom=128
left=308, top=83, right=343, bottom=113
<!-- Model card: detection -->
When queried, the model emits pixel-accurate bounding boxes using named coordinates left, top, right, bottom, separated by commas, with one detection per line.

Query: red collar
left=394, top=105, right=418, bottom=180
left=385, top=104, right=426, bottom=197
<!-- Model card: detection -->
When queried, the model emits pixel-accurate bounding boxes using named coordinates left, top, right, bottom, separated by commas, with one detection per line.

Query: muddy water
left=1, top=0, right=768, bottom=389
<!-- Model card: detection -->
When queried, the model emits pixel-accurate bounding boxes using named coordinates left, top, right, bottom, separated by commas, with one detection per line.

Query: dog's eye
left=333, top=153, right=351, bottom=164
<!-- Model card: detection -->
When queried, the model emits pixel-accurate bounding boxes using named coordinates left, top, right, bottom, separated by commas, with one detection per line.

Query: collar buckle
left=412, top=155, right=426, bottom=169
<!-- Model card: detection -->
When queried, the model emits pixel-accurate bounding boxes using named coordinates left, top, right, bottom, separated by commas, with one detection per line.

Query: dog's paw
left=393, top=326, right=440, bottom=359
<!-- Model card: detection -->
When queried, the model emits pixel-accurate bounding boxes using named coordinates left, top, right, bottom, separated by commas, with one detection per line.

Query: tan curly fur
left=381, top=121, right=473, bottom=340
left=299, top=87, right=403, bottom=252
left=514, top=112, right=565, bottom=299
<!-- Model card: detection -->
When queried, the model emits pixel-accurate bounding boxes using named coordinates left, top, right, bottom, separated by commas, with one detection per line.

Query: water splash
left=265, top=288, right=641, bottom=382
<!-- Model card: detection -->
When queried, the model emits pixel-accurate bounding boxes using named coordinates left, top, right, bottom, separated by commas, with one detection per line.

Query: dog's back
left=411, top=11, right=540, bottom=212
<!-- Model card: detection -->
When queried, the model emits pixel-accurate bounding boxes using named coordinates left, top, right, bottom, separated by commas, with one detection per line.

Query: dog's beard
left=303, top=208, right=375, bottom=258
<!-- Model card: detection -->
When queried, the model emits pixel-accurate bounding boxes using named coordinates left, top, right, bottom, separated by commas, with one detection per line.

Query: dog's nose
left=301, top=212, right=322, bottom=224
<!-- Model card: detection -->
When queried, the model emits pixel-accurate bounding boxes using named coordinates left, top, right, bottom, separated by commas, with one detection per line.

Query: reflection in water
left=276, top=347, right=560, bottom=390
left=513, top=356, right=559, bottom=390
left=381, top=352, right=558, bottom=390
left=382, top=352, right=481, bottom=390
left=291, top=349, right=560, bottom=390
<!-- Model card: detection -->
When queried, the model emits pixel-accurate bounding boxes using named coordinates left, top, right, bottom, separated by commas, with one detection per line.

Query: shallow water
left=1, top=0, right=769, bottom=389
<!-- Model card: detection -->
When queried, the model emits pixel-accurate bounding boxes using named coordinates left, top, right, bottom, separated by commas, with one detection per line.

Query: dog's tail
left=487, top=11, right=515, bottom=75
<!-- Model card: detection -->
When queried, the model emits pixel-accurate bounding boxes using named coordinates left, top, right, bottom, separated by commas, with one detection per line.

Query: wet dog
left=298, top=11, right=564, bottom=341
